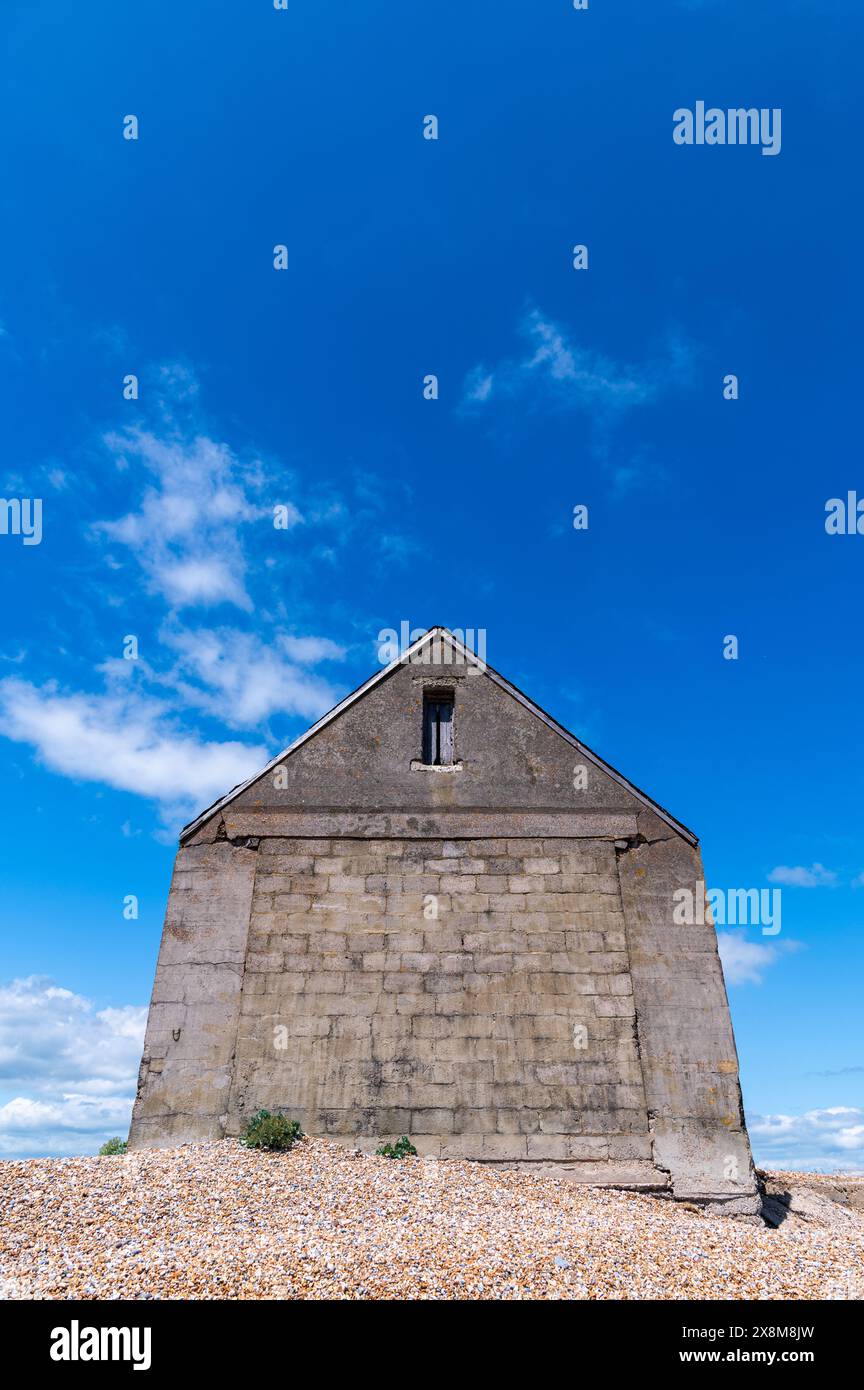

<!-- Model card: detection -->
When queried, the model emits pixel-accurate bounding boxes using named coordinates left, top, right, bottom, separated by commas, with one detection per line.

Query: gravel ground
left=1, top=1139, right=861, bottom=1300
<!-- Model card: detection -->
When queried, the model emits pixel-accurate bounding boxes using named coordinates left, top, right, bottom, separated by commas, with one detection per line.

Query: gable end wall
left=129, top=648, right=758, bottom=1215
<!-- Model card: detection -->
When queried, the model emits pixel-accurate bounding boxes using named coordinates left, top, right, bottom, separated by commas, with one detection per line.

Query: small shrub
left=376, top=1135, right=418, bottom=1160
left=240, top=1109, right=304, bottom=1152
left=98, top=1136, right=128, bottom=1156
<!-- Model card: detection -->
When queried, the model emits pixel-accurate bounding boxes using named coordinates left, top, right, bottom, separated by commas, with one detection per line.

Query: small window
left=422, top=692, right=454, bottom=765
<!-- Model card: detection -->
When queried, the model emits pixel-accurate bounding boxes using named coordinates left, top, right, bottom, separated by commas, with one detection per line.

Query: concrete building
left=129, top=627, right=759, bottom=1215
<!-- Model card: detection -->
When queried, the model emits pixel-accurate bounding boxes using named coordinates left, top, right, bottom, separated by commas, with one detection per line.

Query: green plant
left=98, top=1136, right=128, bottom=1156
left=239, top=1109, right=304, bottom=1151
left=376, top=1135, right=418, bottom=1160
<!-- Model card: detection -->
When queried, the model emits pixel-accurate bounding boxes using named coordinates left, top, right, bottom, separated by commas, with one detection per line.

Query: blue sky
left=0, top=0, right=861, bottom=1168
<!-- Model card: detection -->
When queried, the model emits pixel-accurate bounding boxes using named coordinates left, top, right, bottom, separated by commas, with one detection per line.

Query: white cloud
left=0, top=365, right=374, bottom=827
left=718, top=930, right=801, bottom=985
left=767, top=863, right=837, bottom=888
left=158, top=626, right=344, bottom=729
left=280, top=634, right=345, bottom=665
left=0, top=977, right=145, bottom=1158
left=95, top=426, right=289, bottom=611
left=461, top=309, right=693, bottom=419
left=157, top=556, right=246, bottom=609
left=748, top=1106, right=864, bottom=1173
left=464, top=372, right=493, bottom=403
left=153, top=361, right=199, bottom=404
left=718, top=933, right=776, bottom=985
left=0, top=676, right=267, bottom=821
left=0, top=618, right=346, bottom=817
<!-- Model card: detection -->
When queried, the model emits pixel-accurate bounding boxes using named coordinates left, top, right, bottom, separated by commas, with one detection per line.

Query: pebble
left=0, top=1139, right=861, bottom=1301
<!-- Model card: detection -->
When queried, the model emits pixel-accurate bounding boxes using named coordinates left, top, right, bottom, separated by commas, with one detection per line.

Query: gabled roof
left=180, top=626, right=698, bottom=846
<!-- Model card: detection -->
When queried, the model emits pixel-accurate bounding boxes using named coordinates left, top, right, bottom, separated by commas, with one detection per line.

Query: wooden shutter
left=422, top=699, right=437, bottom=765
left=438, top=700, right=454, bottom=764
left=422, top=695, right=454, bottom=765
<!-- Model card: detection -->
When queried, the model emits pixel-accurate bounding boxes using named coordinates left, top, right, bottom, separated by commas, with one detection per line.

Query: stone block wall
left=129, top=636, right=760, bottom=1212
left=128, top=841, right=257, bottom=1148
left=223, top=834, right=654, bottom=1178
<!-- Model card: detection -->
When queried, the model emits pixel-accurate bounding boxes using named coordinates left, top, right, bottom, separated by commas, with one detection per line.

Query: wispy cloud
left=0, top=616, right=347, bottom=823
left=94, top=426, right=276, bottom=611
left=748, top=1106, right=864, bottom=1173
left=767, top=863, right=838, bottom=888
left=461, top=308, right=694, bottom=422
left=0, top=677, right=267, bottom=824
left=611, top=447, right=668, bottom=497
left=155, top=625, right=344, bottom=730
left=0, top=361, right=411, bottom=830
left=718, top=930, right=802, bottom=986
left=0, top=976, right=145, bottom=1158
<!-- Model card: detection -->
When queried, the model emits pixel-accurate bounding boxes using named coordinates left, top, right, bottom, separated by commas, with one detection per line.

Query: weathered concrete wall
left=129, top=639, right=759, bottom=1212
left=222, top=655, right=643, bottom=820
left=128, top=842, right=256, bottom=1148
left=617, top=825, right=758, bottom=1214
left=225, top=834, right=654, bottom=1183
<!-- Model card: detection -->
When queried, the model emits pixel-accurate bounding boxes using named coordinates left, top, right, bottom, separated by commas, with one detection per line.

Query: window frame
left=422, top=689, right=455, bottom=766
